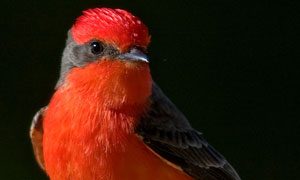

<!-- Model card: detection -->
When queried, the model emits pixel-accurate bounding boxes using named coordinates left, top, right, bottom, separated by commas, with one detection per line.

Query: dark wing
left=30, top=107, right=46, bottom=170
left=136, top=83, right=241, bottom=180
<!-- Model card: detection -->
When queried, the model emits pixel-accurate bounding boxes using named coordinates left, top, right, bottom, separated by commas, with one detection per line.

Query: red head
left=71, top=8, right=150, bottom=52
left=57, top=8, right=152, bottom=111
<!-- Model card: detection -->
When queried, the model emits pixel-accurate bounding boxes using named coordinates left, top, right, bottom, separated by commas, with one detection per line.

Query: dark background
left=0, top=0, right=299, bottom=179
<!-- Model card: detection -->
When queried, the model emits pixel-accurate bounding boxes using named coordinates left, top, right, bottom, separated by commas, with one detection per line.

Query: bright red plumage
left=71, top=8, right=150, bottom=51
left=43, top=60, right=151, bottom=179
left=43, top=60, right=191, bottom=179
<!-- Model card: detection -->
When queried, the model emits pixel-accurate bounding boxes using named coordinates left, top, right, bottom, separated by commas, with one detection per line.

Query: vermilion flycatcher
left=30, top=8, right=241, bottom=180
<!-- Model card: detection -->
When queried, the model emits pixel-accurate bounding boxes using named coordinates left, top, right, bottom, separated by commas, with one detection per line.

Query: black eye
left=90, top=41, right=103, bottom=55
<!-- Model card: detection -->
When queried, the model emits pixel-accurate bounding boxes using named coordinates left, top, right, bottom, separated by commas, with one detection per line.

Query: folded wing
left=136, top=83, right=241, bottom=180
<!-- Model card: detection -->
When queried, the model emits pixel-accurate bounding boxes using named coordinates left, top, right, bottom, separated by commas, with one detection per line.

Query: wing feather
left=30, top=107, right=46, bottom=170
left=136, top=83, right=241, bottom=180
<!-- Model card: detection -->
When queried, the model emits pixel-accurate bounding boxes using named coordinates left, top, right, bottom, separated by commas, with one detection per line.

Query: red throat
left=65, top=60, right=152, bottom=110
left=43, top=60, right=152, bottom=179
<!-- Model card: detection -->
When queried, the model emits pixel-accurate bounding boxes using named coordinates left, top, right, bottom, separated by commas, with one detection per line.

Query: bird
left=30, top=7, right=241, bottom=180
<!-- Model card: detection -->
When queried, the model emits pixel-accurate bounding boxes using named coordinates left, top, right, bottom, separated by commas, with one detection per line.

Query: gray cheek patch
left=72, top=45, right=98, bottom=66
left=55, top=31, right=120, bottom=88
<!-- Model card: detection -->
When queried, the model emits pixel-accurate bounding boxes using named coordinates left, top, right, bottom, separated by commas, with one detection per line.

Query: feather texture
left=136, top=84, right=241, bottom=180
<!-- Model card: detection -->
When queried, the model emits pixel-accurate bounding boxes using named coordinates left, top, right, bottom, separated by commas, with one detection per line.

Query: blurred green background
left=0, top=0, right=299, bottom=179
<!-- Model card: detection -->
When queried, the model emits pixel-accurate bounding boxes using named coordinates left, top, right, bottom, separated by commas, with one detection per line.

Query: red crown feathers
left=71, top=8, right=150, bottom=52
